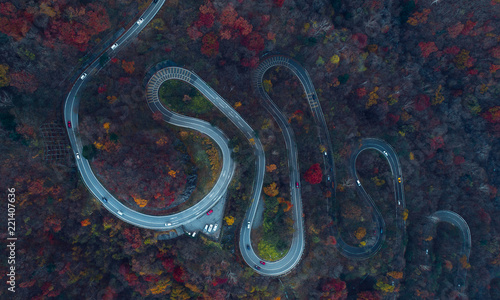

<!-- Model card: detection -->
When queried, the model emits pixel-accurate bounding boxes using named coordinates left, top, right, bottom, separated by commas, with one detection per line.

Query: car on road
left=324, top=151, right=327, bottom=156
left=137, top=17, right=144, bottom=25
left=117, top=210, right=123, bottom=216
left=208, top=224, right=213, bottom=232
left=383, top=151, right=388, bottom=156
left=207, top=209, right=213, bottom=215
left=204, top=225, right=208, bottom=231
left=213, top=224, right=218, bottom=231
left=357, top=180, right=361, bottom=186
left=102, top=197, right=108, bottom=203
left=246, top=244, right=251, bottom=250
left=80, top=73, right=87, bottom=80
left=191, top=232, right=197, bottom=237
left=380, top=228, right=383, bottom=234
left=254, top=265, right=261, bottom=270
left=398, top=177, right=402, bottom=183
left=426, top=249, right=429, bottom=255
left=111, top=43, right=118, bottom=50
left=260, top=261, right=266, bottom=265
left=67, top=121, right=72, bottom=128
left=165, top=222, right=171, bottom=226
left=75, top=153, right=80, bottom=159
left=247, top=221, right=251, bottom=229
left=327, top=176, right=330, bottom=181
left=295, top=182, right=299, bottom=188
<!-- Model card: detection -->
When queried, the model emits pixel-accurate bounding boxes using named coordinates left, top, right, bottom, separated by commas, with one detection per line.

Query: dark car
left=254, top=265, right=261, bottom=270
left=67, top=121, right=72, bottom=128
left=246, top=244, right=250, bottom=250
left=102, top=197, right=108, bottom=203
left=295, top=182, right=299, bottom=188
left=260, top=261, right=266, bottom=265
left=207, top=209, right=213, bottom=215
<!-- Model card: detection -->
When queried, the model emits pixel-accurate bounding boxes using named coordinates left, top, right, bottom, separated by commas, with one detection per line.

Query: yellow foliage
left=133, top=196, right=148, bottom=208
left=0, top=64, right=10, bottom=87
left=156, top=137, right=168, bottom=146
left=224, top=216, right=235, bottom=226
left=40, top=2, right=57, bottom=18
left=249, top=138, right=255, bottom=145
left=355, top=227, right=366, bottom=240
left=185, top=283, right=201, bottom=293
left=150, top=278, right=171, bottom=295
left=409, top=152, right=415, bottom=160
left=93, top=141, right=104, bottom=150
left=266, top=164, right=277, bottom=172
left=103, top=122, right=110, bottom=133
left=234, top=101, right=242, bottom=109
left=360, top=241, right=366, bottom=246
left=387, top=271, right=403, bottom=279
left=330, top=55, right=340, bottom=64
left=402, top=209, right=408, bottom=221
left=263, top=79, right=273, bottom=93
left=401, top=111, right=411, bottom=121
left=375, top=280, right=395, bottom=293
left=424, top=236, right=433, bottom=241
left=388, top=93, right=399, bottom=105
left=365, top=87, right=379, bottom=108
left=263, top=182, right=279, bottom=197
left=371, top=176, right=386, bottom=186
left=168, top=170, right=177, bottom=178
left=432, top=85, right=444, bottom=105
left=106, top=95, right=118, bottom=104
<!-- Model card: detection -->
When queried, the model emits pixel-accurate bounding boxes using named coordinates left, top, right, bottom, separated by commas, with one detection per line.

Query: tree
left=304, top=163, right=322, bottom=184
left=201, top=32, right=219, bottom=57
left=122, top=61, right=135, bottom=74
left=10, top=71, right=38, bottom=93
left=263, top=182, right=279, bottom=197
left=0, top=64, right=10, bottom=87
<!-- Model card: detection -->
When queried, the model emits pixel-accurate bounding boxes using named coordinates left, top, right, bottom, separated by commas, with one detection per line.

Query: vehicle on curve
left=213, top=224, right=218, bottom=231
left=324, top=151, right=327, bottom=156
left=296, top=182, right=299, bottom=188
left=247, top=221, right=251, bottom=229
left=207, top=209, right=213, bottom=215
left=67, top=121, right=72, bottom=128
left=246, top=244, right=251, bottom=250
left=383, top=151, right=388, bottom=156
left=254, top=265, right=261, bottom=270
left=357, top=180, right=361, bottom=186
left=204, top=225, right=208, bottom=231
left=380, top=228, right=383, bottom=234
left=80, top=73, right=87, bottom=80
left=111, top=43, right=118, bottom=50
left=75, top=153, right=80, bottom=159
left=165, top=222, right=171, bottom=226
left=398, top=177, right=402, bottom=183
left=426, top=249, right=429, bottom=255
left=192, top=232, right=197, bottom=237
left=208, top=224, right=213, bottom=232
left=137, top=17, right=144, bottom=25
left=117, top=210, right=123, bottom=216
left=260, top=261, right=266, bottom=265
left=327, top=176, right=330, bottom=181
left=102, top=197, right=108, bottom=203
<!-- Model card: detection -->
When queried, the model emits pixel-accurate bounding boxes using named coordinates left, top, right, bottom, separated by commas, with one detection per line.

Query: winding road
left=63, top=0, right=472, bottom=282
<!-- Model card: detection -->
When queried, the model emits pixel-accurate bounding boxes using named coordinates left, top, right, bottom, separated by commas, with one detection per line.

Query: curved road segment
left=425, top=210, right=471, bottom=291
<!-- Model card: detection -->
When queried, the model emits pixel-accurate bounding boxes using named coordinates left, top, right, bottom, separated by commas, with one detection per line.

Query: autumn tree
left=304, top=163, right=323, bottom=184
left=201, top=32, right=219, bottom=57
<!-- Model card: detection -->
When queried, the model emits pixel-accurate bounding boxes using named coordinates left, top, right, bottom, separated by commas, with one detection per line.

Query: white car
left=204, top=225, right=208, bottom=232
left=80, top=73, right=87, bottom=80
left=426, top=249, right=429, bottom=255
left=136, top=17, right=144, bottom=25
left=165, top=222, right=171, bottom=226
left=117, top=210, right=123, bottom=216
left=76, top=153, right=80, bottom=159
left=191, top=232, right=197, bottom=237
left=324, top=152, right=327, bottom=156
left=383, top=151, right=388, bottom=156
left=213, top=224, right=218, bottom=232
left=327, top=176, right=330, bottom=181
left=208, top=224, right=213, bottom=232
left=357, top=180, right=361, bottom=186
left=111, top=43, right=118, bottom=50
left=247, top=221, right=251, bottom=229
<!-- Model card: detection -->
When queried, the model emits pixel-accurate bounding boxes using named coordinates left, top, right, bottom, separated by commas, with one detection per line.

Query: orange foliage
left=122, top=61, right=135, bottom=74
left=168, top=170, right=177, bottom=178
left=156, top=137, right=169, bottom=146
left=133, top=195, right=148, bottom=208
left=263, top=182, right=279, bottom=197
left=407, top=9, right=430, bottom=26
left=444, top=260, right=453, bottom=271
left=355, top=227, right=366, bottom=240
left=460, top=255, right=471, bottom=269
left=266, top=164, right=277, bottom=172
left=387, top=271, right=403, bottom=279
left=81, top=219, right=91, bottom=227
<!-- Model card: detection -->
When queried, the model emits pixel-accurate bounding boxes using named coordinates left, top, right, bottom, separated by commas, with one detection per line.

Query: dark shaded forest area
left=1, top=0, right=499, bottom=299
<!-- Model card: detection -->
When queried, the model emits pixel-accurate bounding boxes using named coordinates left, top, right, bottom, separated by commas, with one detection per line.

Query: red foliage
left=430, top=136, right=444, bottom=151
left=418, top=42, right=438, bottom=58
left=220, top=4, right=238, bottom=27
left=443, top=46, right=461, bottom=55
left=478, top=208, right=491, bottom=225
left=122, top=227, right=142, bottom=249
left=111, top=58, right=119, bottom=63
left=201, top=32, right=219, bottom=57
left=234, top=17, right=253, bottom=36
left=357, top=87, right=367, bottom=97
left=173, top=266, right=185, bottom=283
left=414, top=94, right=430, bottom=111
left=351, top=33, right=368, bottom=49
left=119, top=263, right=139, bottom=287
left=0, top=4, right=33, bottom=41
left=321, top=278, right=348, bottom=300
left=119, top=77, right=131, bottom=85
left=461, top=20, right=477, bottom=36
left=490, top=46, right=500, bottom=59
left=160, top=256, right=175, bottom=272
left=453, top=155, right=465, bottom=165
left=196, top=13, right=215, bottom=28
left=482, top=106, right=500, bottom=123
left=10, top=71, right=38, bottom=93
left=304, top=163, right=323, bottom=184
left=386, top=113, right=400, bottom=125
left=275, top=0, right=286, bottom=7
left=241, top=56, right=259, bottom=68
left=98, top=85, right=107, bottom=94
left=187, top=25, right=203, bottom=41
left=327, top=235, right=337, bottom=246
left=243, top=32, right=264, bottom=52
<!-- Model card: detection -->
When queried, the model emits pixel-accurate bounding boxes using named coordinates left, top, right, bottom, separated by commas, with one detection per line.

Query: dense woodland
left=1, top=0, right=500, bottom=299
